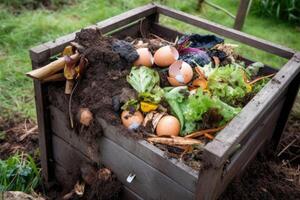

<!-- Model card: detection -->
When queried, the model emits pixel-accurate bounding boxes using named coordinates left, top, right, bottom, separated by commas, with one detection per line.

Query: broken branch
left=185, top=126, right=225, bottom=138
left=147, top=136, right=204, bottom=146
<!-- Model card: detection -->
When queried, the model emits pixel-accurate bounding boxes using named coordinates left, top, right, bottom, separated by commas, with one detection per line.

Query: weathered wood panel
left=55, top=163, right=142, bottom=200
left=97, top=118, right=198, bottom=193
left=30, top=60, right=53, bottom=181
left=49, top=105, right=198, bottom=193
left=51, top=135, right=195, bottom=200
left=196, top=98, right=285, bottom=200
left=99, top=137, right=195, bottom=200
left=156, top=4, right=295, bottom=59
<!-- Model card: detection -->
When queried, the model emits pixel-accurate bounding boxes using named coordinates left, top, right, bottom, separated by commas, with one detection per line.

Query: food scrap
left=26, top=29, right=275, bottom=170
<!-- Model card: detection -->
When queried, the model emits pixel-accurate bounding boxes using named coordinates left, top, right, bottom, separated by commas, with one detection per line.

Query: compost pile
left=34, top=28, right=274, bottom=169
left=26, top=28, right=275, bottom=197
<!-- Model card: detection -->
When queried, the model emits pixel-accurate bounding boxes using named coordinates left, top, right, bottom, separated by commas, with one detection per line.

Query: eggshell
left=154, top=46, right=179, bottom=67
left=156, top=115, right=180, bottom=136
left=134, top=48, right=153, bottom=67
left=192, top=78, right=207, bottom=89
left=121, top=110, right=144, bottom=130
left=168, top=60, right=193, bottom=86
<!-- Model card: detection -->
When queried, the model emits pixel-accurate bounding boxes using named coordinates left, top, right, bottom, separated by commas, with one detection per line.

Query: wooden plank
left=49, top=105, right=198, bottom=193
left=271, top=72, right=300, bottom=148
left=29, top=4, right=157, bottom=62
left=97, top=117, right=198, bottom=193
left=49, top=106, right=101, bottom=163
left=234, top=0, right=252, bottom=30
left=98, top=137, right=195, bottom=200
left=30, top=60, right=53, bottom=182
left=204, top=52, right=300, bottom=167
left=121, top=186, right=143, bottom=200
left=52, top=135, right=195, bottom=200
left=156, top=4, right=295, bottom=59
left=196, top=98, right=284, bottom=200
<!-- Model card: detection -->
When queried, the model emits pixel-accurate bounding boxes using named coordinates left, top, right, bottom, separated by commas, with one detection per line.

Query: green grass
left=0, top=153, right=40, bottom=193
left=0, top=0, right=299, bottom=121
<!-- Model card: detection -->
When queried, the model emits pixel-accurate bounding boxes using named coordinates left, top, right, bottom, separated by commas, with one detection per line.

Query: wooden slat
left=99, top=137, right=195, bottom=200
left=97, top=117, right=198, bottom=193
left=196, top=99, right=284, bottom=199
left=204, top=53, right=300, bottom=167
left=49, top=106, right=101, bottom=163
left=49, top=105, right=198, bottom=193
left=121, top=186, right=143, bottom=200
left=52, top=135, right=195, bottom=200
left=29, top=3, right=157, bottom=62
left=31, top=60, right=53, bottom=181
left=156, top=4, right=295, bottom=59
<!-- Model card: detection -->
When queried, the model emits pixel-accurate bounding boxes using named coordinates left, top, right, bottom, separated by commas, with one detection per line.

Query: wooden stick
left=248, top=73, right=275, bottom=85
left=26, top=53, right=79, bottom=80
left=147, top=136, right=204, bottom=146
left=42, top=73, right=65, bottom=83
left=204, top=133, right=214, bottom=140
left=185, top=126, right=225, bottom=138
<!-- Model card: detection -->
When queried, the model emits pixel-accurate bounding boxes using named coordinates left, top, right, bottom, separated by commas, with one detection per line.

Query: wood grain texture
left=156, top=4, right=295, bottom=58
left=51, top=134, right=195, bottom=200
left=196, top=99, right=284, bottom=200
left=97, top=117, right=198, bottom=193
left=49, top=105, right=198, bottom=193
left=99, top=137, right=195, bottom=200
left=30, top=60, right=53, bottom=181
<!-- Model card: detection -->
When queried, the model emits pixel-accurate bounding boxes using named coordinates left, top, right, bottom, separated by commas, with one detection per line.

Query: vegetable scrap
left=26, top=28, right=275, bottom=170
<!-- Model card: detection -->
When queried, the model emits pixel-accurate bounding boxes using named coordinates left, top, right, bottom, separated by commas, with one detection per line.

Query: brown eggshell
left=168, top=61, right=193, bottom=86
left=154, top=46, right=179, bottom=67
left=156, top=115, right=180, bottom=136
left=134, top=48, right=153, bottom=67
left=121, top=110, right=144, bottom=130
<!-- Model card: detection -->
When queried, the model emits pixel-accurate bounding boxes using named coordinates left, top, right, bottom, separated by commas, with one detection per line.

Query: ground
left=0, top=0, right=299, bottom=199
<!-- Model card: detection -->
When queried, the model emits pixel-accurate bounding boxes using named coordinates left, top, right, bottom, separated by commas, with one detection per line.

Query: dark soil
left=0, top=117, right=39, bottom=160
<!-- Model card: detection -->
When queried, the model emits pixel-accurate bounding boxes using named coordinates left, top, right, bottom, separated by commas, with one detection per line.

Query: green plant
left=0, top=153, right=41, bottom=193
left=251, top=0, right=300, bottom=24
left=0, top=0, right=75, bottom=10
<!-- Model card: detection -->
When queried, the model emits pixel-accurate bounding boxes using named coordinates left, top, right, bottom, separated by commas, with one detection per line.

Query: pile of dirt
left=49, top=28, right=140, bottom=142
left=0, top=116, right=39, bottom=160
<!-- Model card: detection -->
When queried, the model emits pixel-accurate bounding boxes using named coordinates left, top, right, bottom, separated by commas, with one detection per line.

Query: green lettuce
left=164, top=87, right=241, bottom=136
left=208, top=64, right=251, bottom=105
left=127, top=66, right=160, bottom=93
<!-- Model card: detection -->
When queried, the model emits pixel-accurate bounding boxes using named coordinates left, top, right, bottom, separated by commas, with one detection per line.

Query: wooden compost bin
left=29, top=4, right=300, bottom=200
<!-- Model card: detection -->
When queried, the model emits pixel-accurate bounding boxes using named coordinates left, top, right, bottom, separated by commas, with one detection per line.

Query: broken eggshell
left=134, top=48, right=154, bottom=67
left=156, top=115, right=180, bottom=136
left=154, top=45, right=179, bottom=67
left=121, top=110, right=144, bottom=130
left=167, top=60, right=193, bottom=86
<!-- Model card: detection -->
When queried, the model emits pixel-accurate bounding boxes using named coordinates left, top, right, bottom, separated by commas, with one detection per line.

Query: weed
left=0, top=153, right=41, bottom=193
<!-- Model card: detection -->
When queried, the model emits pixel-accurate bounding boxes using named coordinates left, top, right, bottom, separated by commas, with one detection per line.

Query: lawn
left=0, top=0, right=299, bottom=121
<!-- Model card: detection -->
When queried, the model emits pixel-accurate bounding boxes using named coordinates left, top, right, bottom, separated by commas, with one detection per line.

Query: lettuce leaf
left=127, top=66, right=160, bottom=93
left=208, top=64, right=251, bottom=105
left=164, top=87, right=241, bottom=136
